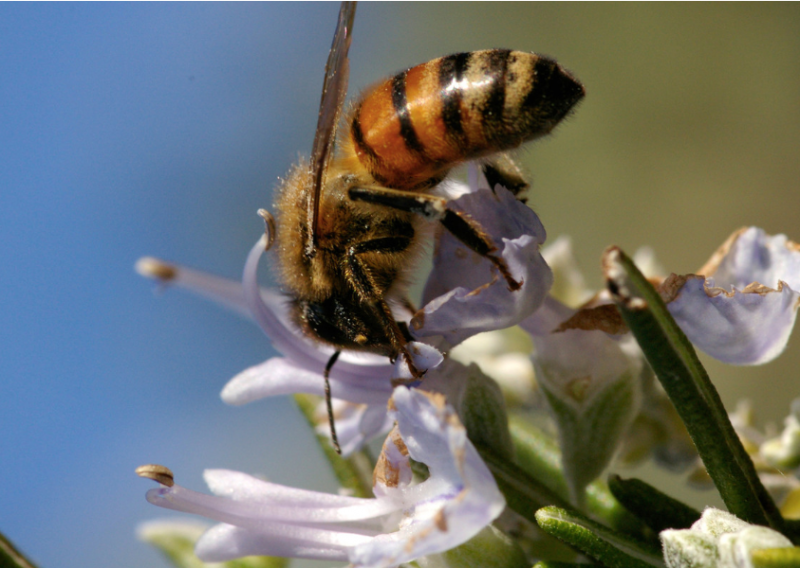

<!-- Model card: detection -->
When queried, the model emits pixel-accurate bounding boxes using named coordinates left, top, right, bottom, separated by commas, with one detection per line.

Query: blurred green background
left=1, top=3, right=798, bottom=568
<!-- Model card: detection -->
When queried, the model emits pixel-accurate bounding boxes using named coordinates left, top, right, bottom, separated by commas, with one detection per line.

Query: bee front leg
left=343, top=236, right=425, bottom=379
left=349, top=186, right=522, bottom=291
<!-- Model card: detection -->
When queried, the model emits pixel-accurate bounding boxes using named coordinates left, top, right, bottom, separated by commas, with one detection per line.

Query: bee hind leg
left=348, top=186, right=522, bottom=291
left=481, top=153, right=529, bottom=197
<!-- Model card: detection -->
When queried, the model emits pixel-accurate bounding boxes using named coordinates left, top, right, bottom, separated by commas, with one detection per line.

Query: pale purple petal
left=145, top=483, right=380, bottom=534
left=136, top=256, right=252, bottom=318
left=222, top=357, right=392, bottom=406
left=196, top=523, right=352, bottom=562
left=142, top=386, right=502, bottom=568
left=145, top=474, right=385, bottom=562
left=315, top=400, right=394, bottom=456
left=242, top=236, right=394, bottom=379
left=202, top=470, right=397, bottom=521
left=520, top=296, right=643, bottom=500
left=664, top=227, right=800, bottom=365
left=519, top=295, right=577, bottom=337
left=138, top=246, right=395, bottom=385
left=412, top=185, right=552, bottom=348
left=391, top=342, right=445, bottom=383
left=350, top=387, right=505, bottom=568
left=393, top=388, right=500, bottom=501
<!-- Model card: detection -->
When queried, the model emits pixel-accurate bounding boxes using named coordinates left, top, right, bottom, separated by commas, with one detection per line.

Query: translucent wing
left=306, top=1, right=357, bottom=256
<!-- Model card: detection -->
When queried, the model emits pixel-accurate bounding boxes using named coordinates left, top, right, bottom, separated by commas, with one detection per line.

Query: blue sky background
left=2, top=4, right=799, bottom=568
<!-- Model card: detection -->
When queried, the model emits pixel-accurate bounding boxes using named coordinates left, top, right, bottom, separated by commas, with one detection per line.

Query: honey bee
left=264, top=2, right=584, bottom=451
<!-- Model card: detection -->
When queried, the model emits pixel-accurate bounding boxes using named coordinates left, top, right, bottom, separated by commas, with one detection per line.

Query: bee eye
left=301, top=300, right=349, bottom=346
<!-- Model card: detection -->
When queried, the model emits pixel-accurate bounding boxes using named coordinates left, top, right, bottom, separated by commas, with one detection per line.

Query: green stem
left=533, top=563, right=602, bottom=568
left=602, top=247, right=785, bottom=534
left=750, top=547, right=800, bottom=568
left=0, top=532, right=38, bottom=568
left=477, top=443, right=571, bottom=525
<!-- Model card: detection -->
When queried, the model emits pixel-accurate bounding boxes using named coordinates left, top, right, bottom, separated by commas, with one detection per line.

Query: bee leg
left=481, top=154, right=529, bottom=196
left=399, top=298, right=417, bottom=316
left=348, top=187, right=522, bottom=291
left=323, top=350, right=342, bottom=454
left=343, top=236, right=425, bottom=379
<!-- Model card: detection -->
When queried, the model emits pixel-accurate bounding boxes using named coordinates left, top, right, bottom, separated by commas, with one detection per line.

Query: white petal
left=541, top=235, right=593, bottom=307
left=412, top=186, right=552, bottom=347
left=661, top=528, right=719, bottom=568
left=692, top=508, right=750, bottom=538
left=717, top=526, right=792, bottom=568
left=664, top=227, right=800, bottom=365
left=760, top=398, right=800, bottom=469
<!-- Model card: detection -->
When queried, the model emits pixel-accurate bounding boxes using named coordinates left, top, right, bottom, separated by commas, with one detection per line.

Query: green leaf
left=602, top=247, right=785, bottom=534
left=608, top=475, right=701, bottom=532
left=751, top=546, right=800, bottom=567
left=539, top=370, right=639, bottom=505
left=535, top=506, right=665, bottom=568
left=293, top=393, right=374, bottom=498
left=138, top=521, right=288, bottom=568
left=0, top=532, right=38, bottom=568
left=509, top=415, right=647, bottom=539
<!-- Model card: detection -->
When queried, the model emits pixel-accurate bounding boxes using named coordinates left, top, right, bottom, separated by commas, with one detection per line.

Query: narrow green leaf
left=602, top=247, right=785, bottom=533
left=509, top=415, right=648, bottom=538
left=784, top=520, right=800, bottom=542
left=608, top=475, right=701, bottom=532
left=751, top=546, right=800, bottom=567
left=535, top=506, right=665, bottom=568
left=0, top=532, right=38, bottom=568
left=293, top=393, right=374, bottom=498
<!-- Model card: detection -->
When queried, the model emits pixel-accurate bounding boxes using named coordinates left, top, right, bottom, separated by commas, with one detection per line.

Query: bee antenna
left=257, top=209, right=276, bottom=251
left=324, top=350, right=342, bottom=454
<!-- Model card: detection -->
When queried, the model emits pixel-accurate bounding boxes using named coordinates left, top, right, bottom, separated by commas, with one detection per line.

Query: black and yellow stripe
left=349, top=49, right=584, bottom=191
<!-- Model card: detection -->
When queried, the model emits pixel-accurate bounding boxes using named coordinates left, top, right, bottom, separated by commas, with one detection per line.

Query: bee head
left=296, top=296, right=395, bottom=356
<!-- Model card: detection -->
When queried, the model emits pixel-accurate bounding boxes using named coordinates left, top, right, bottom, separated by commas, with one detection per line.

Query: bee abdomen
left=350, top=49, right=585, bottom=190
